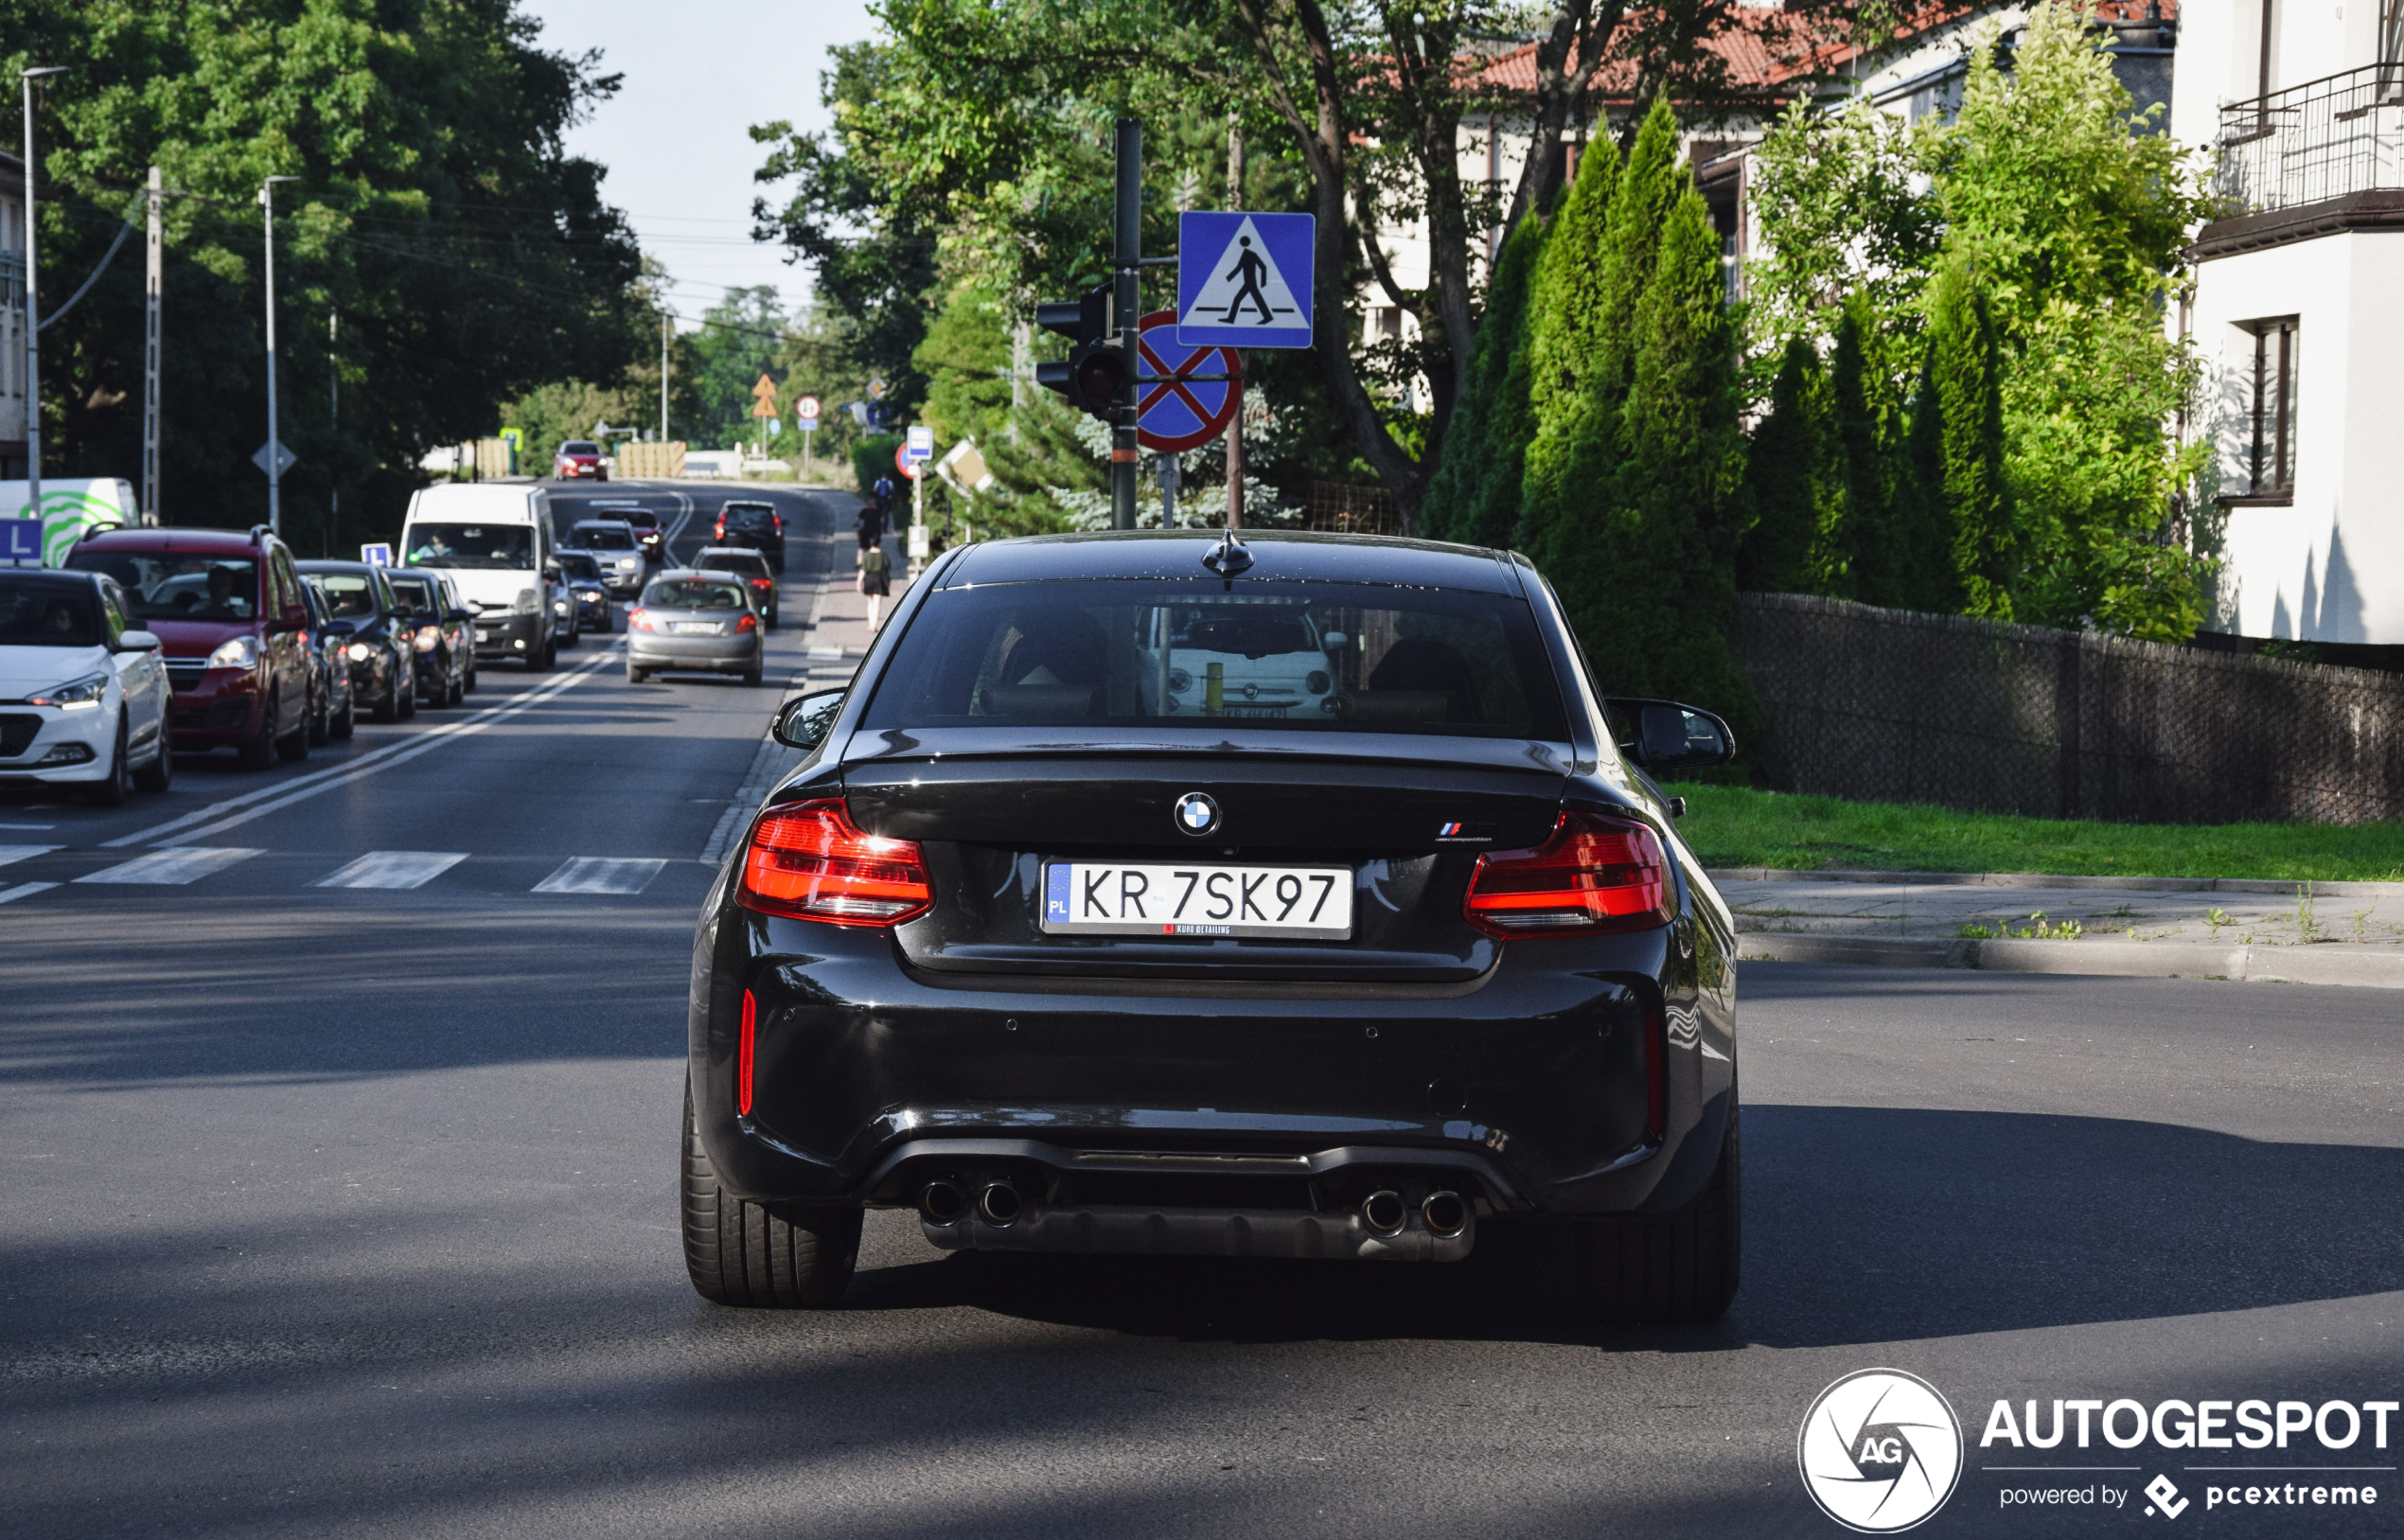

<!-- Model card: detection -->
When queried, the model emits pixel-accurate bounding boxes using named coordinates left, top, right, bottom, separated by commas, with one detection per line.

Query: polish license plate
left=669, top=622, right=720, bottom=634
left=1042, top=861, right=1352, bottom=940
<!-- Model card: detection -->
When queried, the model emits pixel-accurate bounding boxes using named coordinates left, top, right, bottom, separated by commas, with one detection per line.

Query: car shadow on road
left=839, top=1104, right=2404, bottom=1350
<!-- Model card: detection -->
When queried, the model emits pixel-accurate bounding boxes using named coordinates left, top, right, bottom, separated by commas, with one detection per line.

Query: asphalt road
left=4, top=498, right=2398, bottom=1537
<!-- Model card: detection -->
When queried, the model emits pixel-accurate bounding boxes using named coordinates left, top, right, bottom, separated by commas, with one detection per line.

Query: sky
left=518, top=0, right=877, bottom=332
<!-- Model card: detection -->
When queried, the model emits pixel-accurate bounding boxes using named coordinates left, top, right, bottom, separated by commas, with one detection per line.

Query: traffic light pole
left=1111, top=118, right=1140, bottom=531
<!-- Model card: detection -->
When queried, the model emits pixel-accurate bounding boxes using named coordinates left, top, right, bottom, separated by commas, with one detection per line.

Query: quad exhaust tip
left=1422, top=1190, right=1469, bottom=1239
left=1360, top=1189, right=1406, bottom=1236
left=919, top=1180, right=966, bottom=1227
left=977, top=1181, right=1024, bottom=1227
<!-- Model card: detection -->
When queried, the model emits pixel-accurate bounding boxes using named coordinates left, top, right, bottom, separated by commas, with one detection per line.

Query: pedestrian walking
left=857, top=540, right=893, bottom=632
left=854, top=499, right=886, bottom=552
left=871, top=475, right=895, bottom=521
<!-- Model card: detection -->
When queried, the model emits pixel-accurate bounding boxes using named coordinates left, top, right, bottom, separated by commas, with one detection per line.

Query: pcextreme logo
left=1799, top=1369, right=1966, bottom=1532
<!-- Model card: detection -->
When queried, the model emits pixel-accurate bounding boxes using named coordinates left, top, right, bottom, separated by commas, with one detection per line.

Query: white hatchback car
left=0, top=570, right=173, bottom=805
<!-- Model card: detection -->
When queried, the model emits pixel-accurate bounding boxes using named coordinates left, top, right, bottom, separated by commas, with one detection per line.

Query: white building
left=2171, top=0, right=2403, bottom=662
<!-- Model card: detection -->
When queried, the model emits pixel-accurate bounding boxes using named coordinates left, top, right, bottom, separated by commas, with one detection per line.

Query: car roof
left=939, top=529, right=1523, bottom=595
left=721, top=501, right=776, bottom=513
left=571, top=517, right=634, bottom=528
left=295, top=559, right=383, bottom=575
left=648, top=568, right=745, bottom=583
left=699, top=546, right=766, bottom=558
left=75, top=528, right=263, bottom=555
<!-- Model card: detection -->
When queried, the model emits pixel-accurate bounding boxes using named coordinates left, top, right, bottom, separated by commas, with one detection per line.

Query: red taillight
left=1463, top=812, right=1671, bottom=938
left=628, top=608, right=654, bottom=632
left=771, top=514, right=783, bottom=534
left=738, top=799, right=932, bottom=927
left=737, top=989, right=756, bottom=1116
left=750, top=577, right=772, bottom=588
left=735, top=611, right=758, bottom=632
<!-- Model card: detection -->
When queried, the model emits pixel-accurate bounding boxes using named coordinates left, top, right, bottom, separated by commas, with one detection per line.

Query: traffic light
left=1034, top=282, right=1127, bottom=420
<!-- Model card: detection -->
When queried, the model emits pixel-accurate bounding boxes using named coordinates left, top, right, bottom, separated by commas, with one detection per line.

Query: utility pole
left=659, top=310, right=669, bottom=442
left=20, top=65, right=66, bottom=519
left=327, top=312, right=338, bottom=557
left=142, top=165, right=161, bottom=525
left=259, top=174, right=296, bottom=535
left=1111, top=117, right=1140, bottom=530
left=1225, top=117, right=1245, bottom=531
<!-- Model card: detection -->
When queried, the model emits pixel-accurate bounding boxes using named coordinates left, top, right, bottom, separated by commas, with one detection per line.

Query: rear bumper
left=629, top=635, right=760, bottom=671
left=689, top=897, right=1737, bottom=1229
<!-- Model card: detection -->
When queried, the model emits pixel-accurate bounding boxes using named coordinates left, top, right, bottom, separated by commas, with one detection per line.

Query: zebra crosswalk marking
left=313, top=851, right=470, bottom=891
left=74, top=847, right=264, bottom=886
left=532, top=858, right=667, bottom=895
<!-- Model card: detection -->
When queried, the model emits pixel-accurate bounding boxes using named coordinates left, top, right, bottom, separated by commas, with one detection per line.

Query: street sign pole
left=1111, top=118, right=1141, bottom=531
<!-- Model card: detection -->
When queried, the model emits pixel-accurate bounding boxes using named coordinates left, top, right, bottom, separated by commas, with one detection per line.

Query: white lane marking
left=0, top=881, right=59, bottom=904
left=0, top=845, right=62, bottom=867
left=532, top=858, right=666, bottom=894
left=75, top=847, right=264, bottom=886
left=313, top=851, right=469, bottom=890
left=0, top=823, right=56, bottom=830
left=102, top=648, right=621, bottom=850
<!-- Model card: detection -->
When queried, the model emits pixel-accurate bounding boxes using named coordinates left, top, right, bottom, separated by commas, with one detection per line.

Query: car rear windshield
left=385, top=575, right=435, bottom=614
left=570, top=524, right=636, bottom=550
left=862, top=579, right=1568, bottom=739
left=0, top=575, right=102, bottom=646
left=698, top=552, right=769, bottom=575
left=559, top=441, right=600, bottom=456
left=722, top=506, right=776, bottom=529
left=69, top=552, right=260, bottom=623
left=643, top=579, right=747, bottom=611
left=308, top=574, right=380, bottom=619
left=405, top=523, right=531, bottom=569
left=557, top=553, right=600, bottom=579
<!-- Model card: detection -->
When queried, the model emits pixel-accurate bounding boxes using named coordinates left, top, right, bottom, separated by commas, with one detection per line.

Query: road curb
left=1708, top=867, right=2404, bottom=899
left=1736, top=931, right=2404, bottom=988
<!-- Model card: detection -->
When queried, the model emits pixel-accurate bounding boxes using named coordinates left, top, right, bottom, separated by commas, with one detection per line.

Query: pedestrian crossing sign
left=1176, top=212, right=1314, bottom=349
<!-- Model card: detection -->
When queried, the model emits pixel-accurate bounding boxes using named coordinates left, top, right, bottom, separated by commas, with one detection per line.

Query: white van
left=399, top=483, right=560, bottom=669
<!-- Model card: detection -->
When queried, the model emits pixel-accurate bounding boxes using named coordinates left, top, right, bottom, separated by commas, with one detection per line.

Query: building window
left=2245, top=317, right=2299, bottom=496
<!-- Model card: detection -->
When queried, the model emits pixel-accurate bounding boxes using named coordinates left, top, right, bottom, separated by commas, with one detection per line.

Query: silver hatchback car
left=626, top=571, right=764, bottom=686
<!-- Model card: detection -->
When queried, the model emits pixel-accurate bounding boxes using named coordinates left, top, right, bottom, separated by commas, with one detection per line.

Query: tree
left=1738, top=336, right=1824, bottom=595
left=18, top=0, right=645, bottom=542
left=1513, top=129, right=1622, bottom=563
left=1927, top=257, right=2012, bottom=619
left=1418, top=210, right=1544, bottom=545
left=1891, top=362, right=1961, bottom=613
left=1826, top=293, right=1889, bottom=602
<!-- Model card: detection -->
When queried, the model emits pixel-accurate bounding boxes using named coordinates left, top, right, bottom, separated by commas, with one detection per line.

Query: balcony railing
left=2217, top=62, right=2404, bottom=219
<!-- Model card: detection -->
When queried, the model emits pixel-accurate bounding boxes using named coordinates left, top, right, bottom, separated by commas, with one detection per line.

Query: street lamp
left=258, top=174, right=297, bottom=535
left=20, top=64, right=67, bottom=521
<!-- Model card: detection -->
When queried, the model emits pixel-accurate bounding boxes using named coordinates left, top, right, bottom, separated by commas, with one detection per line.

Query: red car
left=623, top=508, right=665, bottom=562
left=554, top=439, right=608, bottom=481
left=67, top=527, right=318, bottom=768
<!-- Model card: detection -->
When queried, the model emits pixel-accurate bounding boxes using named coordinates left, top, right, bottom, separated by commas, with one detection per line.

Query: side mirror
left=449, top=608, right=473, bottom=624
left=115, top=629, right=161, bottom=651
left=325, top=619, right=357, bottom=638
left=1604, top=697, right=1736, bottom=773
left=771, top=687, right=847, bottom=752
left=543, top=560, right=562, bottom=578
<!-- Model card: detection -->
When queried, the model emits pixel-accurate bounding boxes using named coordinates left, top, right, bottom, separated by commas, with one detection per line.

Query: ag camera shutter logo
left=1799, top=1369, right=1964, bottom=1532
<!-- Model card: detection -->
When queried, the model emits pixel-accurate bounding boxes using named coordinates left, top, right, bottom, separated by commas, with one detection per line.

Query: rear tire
left=276, top=699, right=310, bottom=760
left=742, top=668, right=764, bottom=688
left=329, top=689, right=356, bottom=741
left=372, top=665, right=401, bottom=723
left=681, top=1082, right=858, bottom=1308
left=84, top=715, right=133, bottom=805
left=309, top=683, right=330, bottom=746
left=627, top=665, right=647, bottom=684
left=1571, top=1099, right=1741, bottom=1323
left=447, top=671, right=464, bottom=707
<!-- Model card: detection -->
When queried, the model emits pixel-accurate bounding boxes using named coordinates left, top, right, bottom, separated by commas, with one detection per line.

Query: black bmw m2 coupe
left=682, top=529, right=1741, bottom=1319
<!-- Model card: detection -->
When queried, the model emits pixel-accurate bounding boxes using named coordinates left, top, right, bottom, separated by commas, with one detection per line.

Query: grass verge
left=1664, top=783, right=2404, bottom=882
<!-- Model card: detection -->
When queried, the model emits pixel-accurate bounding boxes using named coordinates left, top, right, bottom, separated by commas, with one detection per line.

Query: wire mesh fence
left=1304, top=481, right=1405, bottom=537
left=1732, top=593, right=2404, bottom=824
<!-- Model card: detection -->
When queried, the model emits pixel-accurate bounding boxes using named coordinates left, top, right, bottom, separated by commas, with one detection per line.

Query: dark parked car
left=695, top=546, right=778, bottom=628
left=297, top=561, right=415, bottom=723
left=681, top=530, right=1741, bottom=1317
left=555, top=551, right=614, bottom=633
left=298, top=577, right=357, bottom=744
left=712, top=501, right=784, bottom=572
left=385, top=569, right=472, bottom=708
left=68, top=526, right=315, bottom=767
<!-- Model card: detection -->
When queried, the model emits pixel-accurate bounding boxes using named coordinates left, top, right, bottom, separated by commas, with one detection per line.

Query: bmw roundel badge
left=1174, top=791, right=1220, bottom=838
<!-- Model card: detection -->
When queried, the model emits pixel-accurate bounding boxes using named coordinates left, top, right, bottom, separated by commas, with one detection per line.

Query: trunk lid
left=841, top=734, right=1569, bottom=982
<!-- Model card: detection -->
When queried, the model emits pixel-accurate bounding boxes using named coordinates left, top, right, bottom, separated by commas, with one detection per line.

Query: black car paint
left=296, top=561, right=414, bottom=717
left=689, top=533, right=1737, bottom=1243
